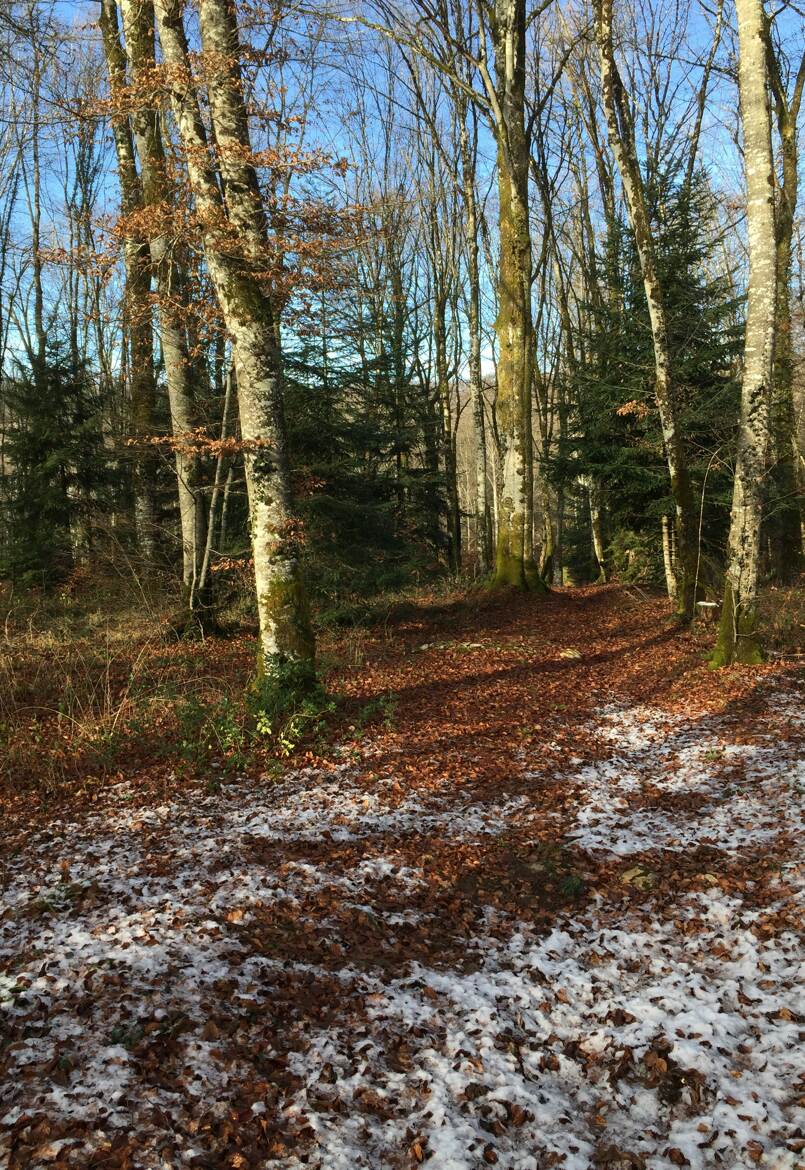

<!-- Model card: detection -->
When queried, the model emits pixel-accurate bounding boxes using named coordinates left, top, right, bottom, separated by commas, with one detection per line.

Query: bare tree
left=99, top=0, right=159, bottom=566
left=594, top=0, right=696, bottom=620
left=711, top=0, right=777, bottom=665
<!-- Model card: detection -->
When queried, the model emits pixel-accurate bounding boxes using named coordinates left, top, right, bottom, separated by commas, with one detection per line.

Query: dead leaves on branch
left=92, top=56, right=305, bottom=130
left=616, top=399, right=650, bottom=420
left=114, top=194, right=356, bottom=288
left=124, top=427, right=274, bottom=458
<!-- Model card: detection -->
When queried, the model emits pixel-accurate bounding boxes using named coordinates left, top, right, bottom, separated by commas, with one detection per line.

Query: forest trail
left=1, top=587, right=803, bottom=1170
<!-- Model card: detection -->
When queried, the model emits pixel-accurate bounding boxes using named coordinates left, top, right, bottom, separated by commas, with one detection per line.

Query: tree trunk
left=712, top=0, right=777, bottom=666
left=595, top=0, right=696, bottom=620
left=119, top=0, right=207, bottom=598
left=433, top=284, right=461, bottom=571
left=198, top=367, right=235, bottom=602
left=765, top=33, right=805, bottom=577
left=490, top=0, right=542, bottom=590
left=553, top=483, right=565, bottom=587
left=661, top=514, right=676, bottom=601
left=389, top=253, right=408, bottom=533
left=99, top=0, right=158, bottom=568
left=219, top=462, right=235, bottom=555
left=154, top=0, right=314, bottom=677
left=459, top=106, right=493, bottom=570
left=581, top=475, right=608, bottom=583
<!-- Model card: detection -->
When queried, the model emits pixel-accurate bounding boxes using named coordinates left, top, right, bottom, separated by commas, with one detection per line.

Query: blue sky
left=2, top=0, right=803, bottom=377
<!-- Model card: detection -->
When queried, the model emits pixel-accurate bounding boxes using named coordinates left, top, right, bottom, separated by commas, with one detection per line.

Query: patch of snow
left=569, top=697, right=804, bottom=856
left=1, top=679, right=802, bottom=1169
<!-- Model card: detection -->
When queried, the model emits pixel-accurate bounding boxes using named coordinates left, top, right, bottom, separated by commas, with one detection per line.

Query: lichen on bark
left=154, top=0, right=316, bottom=683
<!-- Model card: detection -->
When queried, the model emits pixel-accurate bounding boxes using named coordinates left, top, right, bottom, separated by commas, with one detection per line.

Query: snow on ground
left=568, top=689, right=805, bottom=857
left=1, top=679, right=803, bottom=1169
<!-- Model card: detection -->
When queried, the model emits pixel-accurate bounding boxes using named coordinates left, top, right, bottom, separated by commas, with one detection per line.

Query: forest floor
left=0, top=585, right=803, bottom=1170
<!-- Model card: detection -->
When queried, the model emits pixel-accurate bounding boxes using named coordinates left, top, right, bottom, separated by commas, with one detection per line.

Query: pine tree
left=282, top=296, right=438, bottom=608
left=557, top=171, right=742, bottom=588
left=0, top=345, right=106, bottom=581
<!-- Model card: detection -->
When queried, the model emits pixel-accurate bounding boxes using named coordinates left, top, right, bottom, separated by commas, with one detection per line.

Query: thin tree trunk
left=765, top=33, right=805, bottom=576
left=219, top=462, right=235, bottom=555
left=29, top=41, right=46, bottom=388
left=459, top=102, right=493, bottom=571
left=117, top=0, right=206, bottom=597
left=389, top=253, right=407, bottom=533
left=581, top=475, right=608, bottom=583
left=712, top=0, right=777, bottom=666
left=198, top=366, right=234, bottom=599
left=99, top=0, right=158, bottom=568
left=433, top=282, right=460, bottom=571
left=595, top=0, right=696, bottom=620
left=661, top=515, right=676, bottom=601
left=553, top=484, right=565, bottom=587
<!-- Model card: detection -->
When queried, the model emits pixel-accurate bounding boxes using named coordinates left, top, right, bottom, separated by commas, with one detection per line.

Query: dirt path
left=1, top=588, right=803, bottom=1169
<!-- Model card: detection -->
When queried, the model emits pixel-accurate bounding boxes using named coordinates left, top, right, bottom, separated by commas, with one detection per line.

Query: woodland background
left=0, top=6, right=804, bottom=1167
left=0, top=0, right=802, bottom=790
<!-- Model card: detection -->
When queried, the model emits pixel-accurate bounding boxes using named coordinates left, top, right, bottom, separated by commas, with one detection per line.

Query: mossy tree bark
left=119, top=0, right=206, bottom=601
left=488, top=0, right=543, bottom=590
left=154, top=0, right=314, bottom=676
left=712, top=0, right=777, bottom=667
left=595, top=0, right=696, bottom=621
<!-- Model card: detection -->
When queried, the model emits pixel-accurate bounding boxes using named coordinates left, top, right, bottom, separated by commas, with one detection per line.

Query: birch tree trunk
left=595, top=0, right=696, bottom=621
left=119, top=0, right=206, bottom=599
left=712, top=0, right=777, bottom=666
left=154, top=0, right=314, bottom=676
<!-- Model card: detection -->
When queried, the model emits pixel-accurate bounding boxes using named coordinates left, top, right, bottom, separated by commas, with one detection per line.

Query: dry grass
left=1, top=569, right=801, bottom=803
left=0, top=572, right=253, bottom=795
left=758, top=576, right=805, bottom=658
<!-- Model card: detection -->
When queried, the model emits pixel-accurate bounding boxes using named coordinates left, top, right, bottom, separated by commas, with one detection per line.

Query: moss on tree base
left=709, top=580, right=764, bottom=667
left=489, top=551, right=549, bottom=592
left=255, top=569, right=315, bottom=667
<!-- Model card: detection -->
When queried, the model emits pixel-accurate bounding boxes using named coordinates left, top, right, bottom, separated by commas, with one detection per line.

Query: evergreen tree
left=0, top=345, right=106, bottom=580
left=282, top=303, right=439, bottom=610
left=557, top=170, right=742, bottom=588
